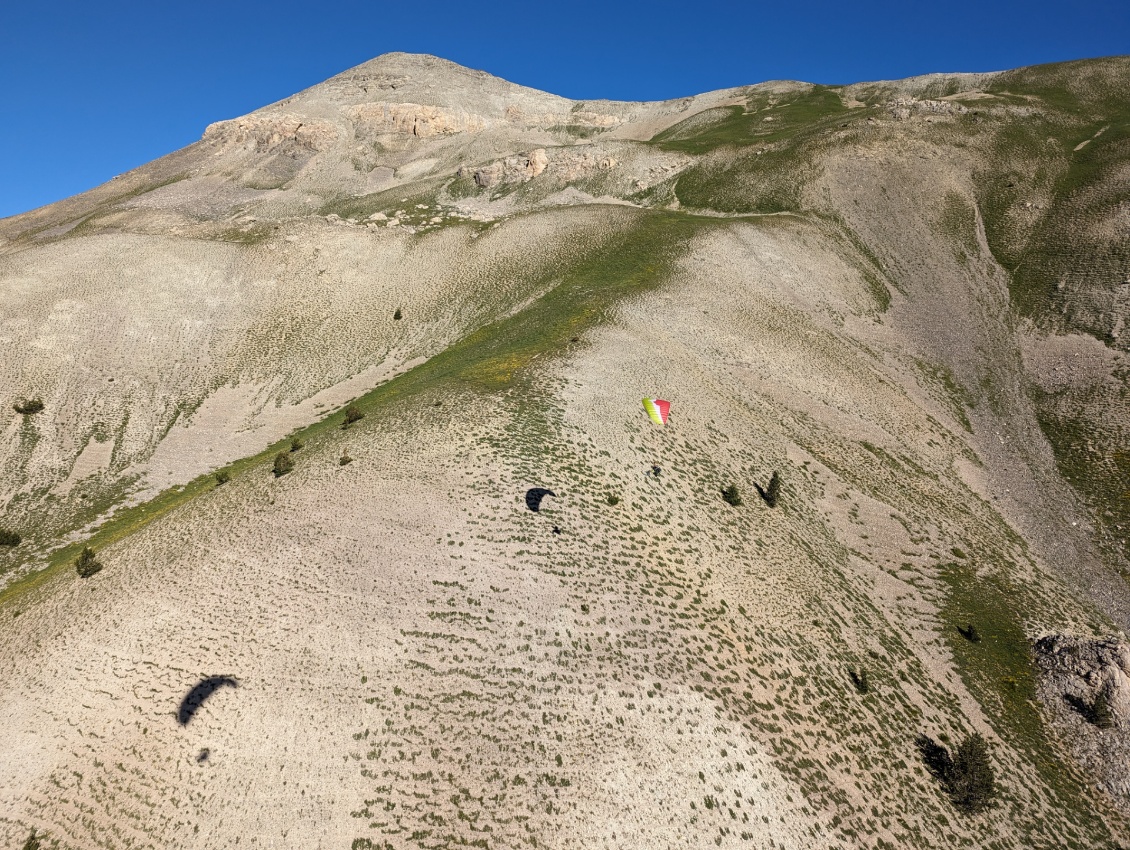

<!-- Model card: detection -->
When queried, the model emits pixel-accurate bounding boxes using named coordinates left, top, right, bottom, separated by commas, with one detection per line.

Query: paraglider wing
left=642, top=398, right=671, bottom=426
left=178, top=676, right=239, bottom=726
left=525, top=488, right=557, bottom=512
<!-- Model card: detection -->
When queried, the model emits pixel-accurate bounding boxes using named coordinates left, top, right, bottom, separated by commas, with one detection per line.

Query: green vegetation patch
left=1031, top=387, right=1130, bottom=569
left=651, top=86, right=858, bottom=214
left=939, top=562, right=1114, bottom=840
left=937, top=191, right=979, bottom=260
left=317, top=176, right=451, bottom=222
left=977, top=57, right=1130, bottom=327
left=653, top=86, right=849, bottom=155
left=0, top=209, right=708, bottom=609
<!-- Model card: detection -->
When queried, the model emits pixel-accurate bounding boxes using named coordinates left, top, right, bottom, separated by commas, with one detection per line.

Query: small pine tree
left=764, top=471, right=781, bottom=507
left=721, top=484, right=742, bottom=507
left=849, top=667, right=870, bottom=694
left=339, top=450, right=353, bottom=466
left=14, top=397, right=44, bottom=415
left=290, top=437, right=304, bottom=452
left=393, top=308, right=403, bottom=320
left=948, top=733, right=996, bottom=814
left=606, top=494, right=620, bottom=506
left=917, top=732, right=996, bottom=814
left=75, top=546, right=103, bottom=578
left=0, top=528, right=21, bottom=547
left=958, top=623, right=982, bottom=643
left=756, top=472, right=781, bottom=507
left=22, top=830, right=41, bottom=850
left=342, top=405, right=365, bottom=429
left=273, top=452, right=294, bottom=477
left=214, top=469, right=231, bottom=487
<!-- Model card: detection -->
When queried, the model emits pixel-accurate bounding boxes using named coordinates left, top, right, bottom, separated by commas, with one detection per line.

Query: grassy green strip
left=939, top=562, right=1115, bottom=841
left=0, top=208, right=708, bottom=609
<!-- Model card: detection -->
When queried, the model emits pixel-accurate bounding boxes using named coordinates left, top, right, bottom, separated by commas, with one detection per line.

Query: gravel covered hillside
left=1, top=53, right=1128, bottom=849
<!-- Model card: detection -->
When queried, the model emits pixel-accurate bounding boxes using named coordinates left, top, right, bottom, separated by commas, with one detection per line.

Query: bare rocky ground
left=1, top=53, right=1129, bottom=848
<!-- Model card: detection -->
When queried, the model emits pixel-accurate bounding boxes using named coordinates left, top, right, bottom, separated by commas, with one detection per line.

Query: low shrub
left=342, top=405, right=365, bottom=429
left=606, top=494, right=620, bottom=506
left=0, top=528, right=21, bottom=547
left=721, top=484, right=742, bottom=507
left=214, top=469, right=231, bottom=487
left=13, top=398, right=44, bottom=415
left=339, top=450, right=353, bottom=466
left=393, top=308, right=403, bottom=320
left=75, top=547, right=103, bottom=578
left=290, top=437, right=304, bottom=452
left=273, top=452, right=294, bottom=477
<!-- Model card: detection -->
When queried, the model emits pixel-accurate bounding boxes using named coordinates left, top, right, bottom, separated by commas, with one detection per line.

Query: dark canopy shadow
left=525, top=488, right=556, bottom=512
left=178, top=676, right=239, bottom=726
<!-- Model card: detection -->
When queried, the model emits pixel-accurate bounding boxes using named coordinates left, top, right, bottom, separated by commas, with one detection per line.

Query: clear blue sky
left=1, top=0, right=1126, bottom=218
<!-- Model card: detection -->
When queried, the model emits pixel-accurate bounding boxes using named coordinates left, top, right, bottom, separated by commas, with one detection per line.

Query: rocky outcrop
left=458, top=146, right=627, bottom=191
left=502, top=105, right=622, bottom=131
left=888, top=98, right=969, bottom=121
left=1034, top=634, right=1130, bottom=813
left=348, top=102, right=486, bottom=138
left=554, top=150, right=618, bottom=181
left=462, top=149, right=548, bottom=188
left=203, top=113, right=339, bottom=152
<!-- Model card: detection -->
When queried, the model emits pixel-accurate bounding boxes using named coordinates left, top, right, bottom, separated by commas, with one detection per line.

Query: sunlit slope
left=3, top=53, right=1127, bottom=594
left=1, top=212, right=1124, bottom=848
left=0, top=207, right=638, bottom=568
left=1, top=52, right=1130, bottom=849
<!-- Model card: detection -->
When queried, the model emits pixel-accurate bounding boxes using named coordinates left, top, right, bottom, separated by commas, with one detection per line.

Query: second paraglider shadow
left=524, top=488, right=556, bottom=513
left=178, top=676, right=239, bottom=726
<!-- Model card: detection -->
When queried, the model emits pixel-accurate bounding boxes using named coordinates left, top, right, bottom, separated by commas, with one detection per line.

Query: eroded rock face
left=348, top=102, right=486, bottom=138
left=463, top=149, right=548, bottom=188
left=1034, top=634, right=1130, bottom=811
left=203, top=114, right=340, bottom=152
left=887, top=98, right=969, bottom=120
left=502, top=105, right=622, bottom=130
left=460, top=147, right=625, bottom=191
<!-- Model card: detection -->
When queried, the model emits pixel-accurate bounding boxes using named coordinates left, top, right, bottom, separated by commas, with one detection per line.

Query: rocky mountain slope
left=1, top=52, right=1129, bottom=849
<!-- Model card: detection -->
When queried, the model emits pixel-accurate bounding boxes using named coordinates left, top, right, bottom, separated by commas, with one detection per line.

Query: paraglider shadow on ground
left=524, top=488, right=556, bottom=513
left=178, top=676, right=239, bottom=726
